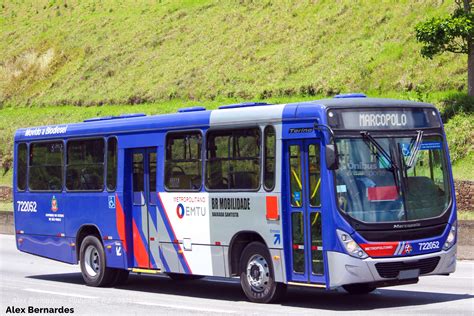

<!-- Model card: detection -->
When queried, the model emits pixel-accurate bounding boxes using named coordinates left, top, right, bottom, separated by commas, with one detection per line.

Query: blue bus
left=13, top=94, right=457, bottom=303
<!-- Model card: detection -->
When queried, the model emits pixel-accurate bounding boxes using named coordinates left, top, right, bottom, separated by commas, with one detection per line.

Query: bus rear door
left=130, top=147, right=159, bottom=269
left=285, top=139, right=325, bottom=285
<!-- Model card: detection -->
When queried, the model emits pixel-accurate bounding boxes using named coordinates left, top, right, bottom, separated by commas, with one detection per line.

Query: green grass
left=458, top=211, right=474, bottom=221
left=0, top=201, right=13, bottom=212
left=0, top=0, right=466, bottom=107
left=451, top=152, right=474, bottom=181
left=0, top=1, right=472, bottom=184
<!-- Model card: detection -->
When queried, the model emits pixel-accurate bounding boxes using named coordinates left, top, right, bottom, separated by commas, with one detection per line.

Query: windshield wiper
left=406, top=130, right=424, bottom=168
left=361, top=131, right=403, bottom=196
left=360, top=131, right=396, bottom=170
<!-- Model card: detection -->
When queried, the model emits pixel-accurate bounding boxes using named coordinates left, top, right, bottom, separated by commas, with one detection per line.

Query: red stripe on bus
left=157, top=192, right=193, bottom=274
left=360, top=242, right=399, bottom=257
left=115, top=194, right=128, bottom=252
left=132, top=219, right=149, bottom=268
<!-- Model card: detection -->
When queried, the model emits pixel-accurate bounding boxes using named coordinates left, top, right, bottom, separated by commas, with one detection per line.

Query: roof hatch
left=84, top=113, right=146, bottom=122
left=334, top=93, right=367, bottom=99
left=178, top=106, right=206, bottom=113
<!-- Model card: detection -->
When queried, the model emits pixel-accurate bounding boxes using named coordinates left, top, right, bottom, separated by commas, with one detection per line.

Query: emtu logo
left=176, top=203, right=185, bottom=219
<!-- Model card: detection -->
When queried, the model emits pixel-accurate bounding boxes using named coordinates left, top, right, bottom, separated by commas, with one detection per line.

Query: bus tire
left=167, top=273, right=204, bottom=281
left=343, top=283, right=376, bottom=294
left=239, top=242, right=286, bottom=303
left=111, top=269, right=130, bottom=286
left=79, top=235, right=115, bottom=287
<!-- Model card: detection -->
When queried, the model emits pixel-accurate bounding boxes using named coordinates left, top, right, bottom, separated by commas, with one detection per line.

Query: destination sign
left=328, top=108, right=440, bottom=130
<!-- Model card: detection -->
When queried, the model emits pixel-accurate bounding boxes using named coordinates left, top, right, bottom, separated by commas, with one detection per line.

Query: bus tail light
left=443, top=221, right=457, bottom=251
left=337, top=229, right=368, bottom=259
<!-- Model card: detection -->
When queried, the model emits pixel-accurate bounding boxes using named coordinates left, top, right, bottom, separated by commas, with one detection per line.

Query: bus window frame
left=164, top=129, right=203, bottom=192
left=106, top=136, right=118, bottom=193
left=204, top=126, right=262, bottom=192
left=65, top=136, right=106, bottom=193
left=28, top=139, right=65, bottom=193
left=263, top=125, right=276, bottom=192
left=16, top=142, right=28, bottom=192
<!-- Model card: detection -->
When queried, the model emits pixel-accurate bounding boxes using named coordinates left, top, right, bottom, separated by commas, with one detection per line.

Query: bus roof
left=14, top=98, right=435, bottom=142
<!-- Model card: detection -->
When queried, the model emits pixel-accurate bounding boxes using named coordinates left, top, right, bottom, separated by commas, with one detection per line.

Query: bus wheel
left=343, top=283, right=376, bottom=294
left=167, top=273, right=204, bottom=281
left=239, top=242, right=286, bottom=303
left=79, top=235, right=115, bottom=287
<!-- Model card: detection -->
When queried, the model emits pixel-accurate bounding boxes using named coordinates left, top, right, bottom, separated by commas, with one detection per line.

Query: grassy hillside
left=0, top=0, right=467, bottom=107
left=0, top=0, right=472, bottom=184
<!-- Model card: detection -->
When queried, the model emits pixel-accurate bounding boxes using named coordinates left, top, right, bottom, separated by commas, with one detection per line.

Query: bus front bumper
left=327, top=245, right=457, bottom=289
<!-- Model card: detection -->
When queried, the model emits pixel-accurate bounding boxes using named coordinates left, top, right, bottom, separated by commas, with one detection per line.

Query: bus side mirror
left=325, top=144, right=338, bottom=170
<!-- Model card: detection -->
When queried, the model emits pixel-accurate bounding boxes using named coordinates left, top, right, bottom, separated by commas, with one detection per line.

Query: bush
left=444, top=113, right=474, bottom=163
left=439, top=93, right=474, bottom=122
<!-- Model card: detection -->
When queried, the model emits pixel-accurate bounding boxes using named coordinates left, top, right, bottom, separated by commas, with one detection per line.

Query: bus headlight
left=337, top=229, right=368, bottom=259
left=443, top=221, right=457, bottom=251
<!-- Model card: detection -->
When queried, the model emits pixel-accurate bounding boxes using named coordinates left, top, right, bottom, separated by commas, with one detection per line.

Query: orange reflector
left=266, top=196, right=279, bottom=220
left=273, top=256, right=280, bottom=260
left=215, top=241, right=221, bottom=246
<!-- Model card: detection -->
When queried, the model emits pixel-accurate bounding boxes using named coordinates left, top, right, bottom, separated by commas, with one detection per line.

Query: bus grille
left=375, top=257, right=440, bottom=278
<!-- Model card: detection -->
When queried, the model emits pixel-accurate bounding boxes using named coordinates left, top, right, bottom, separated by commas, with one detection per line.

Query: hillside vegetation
left=0, top=0, right=472, bottom=183
left=0, top=0, right=467, bottom=106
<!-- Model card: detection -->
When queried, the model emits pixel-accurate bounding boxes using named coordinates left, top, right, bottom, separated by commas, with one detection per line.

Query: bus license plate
left=398, top=269, right=420, bottom=280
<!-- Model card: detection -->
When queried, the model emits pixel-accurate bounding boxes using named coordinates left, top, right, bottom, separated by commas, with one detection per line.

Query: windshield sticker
left=336, top=185, right=347, bottom=193
left=367, top=186, right=399, bottom=202
left=293, top=191, right=301, bottom=202
left=420, top=141, right=442, bottom=150
left=400, top=141, right=442, bottom=156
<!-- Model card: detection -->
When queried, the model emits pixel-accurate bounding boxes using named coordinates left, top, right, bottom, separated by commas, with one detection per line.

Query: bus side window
left=263, top=126, right=276, bottom=191
left=66, top=139, right=105, bottom=191
left=29, top=141, right=64, bottom=191
left=17, top=143, right=27, bottom=191
left=308, top=144, right=321, bottom=207
left=106, top=138, right=117, bottom=191
left=206, top=128, right=261, bottom=190
left=165, top=132, right=202, bottom=191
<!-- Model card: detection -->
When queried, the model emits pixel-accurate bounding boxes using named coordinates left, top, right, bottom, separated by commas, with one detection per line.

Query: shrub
left=444, top=113, right=474, bottom=163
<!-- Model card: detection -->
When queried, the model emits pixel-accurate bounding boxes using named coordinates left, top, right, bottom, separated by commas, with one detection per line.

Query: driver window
left=165, top=131, right=202, bottom=191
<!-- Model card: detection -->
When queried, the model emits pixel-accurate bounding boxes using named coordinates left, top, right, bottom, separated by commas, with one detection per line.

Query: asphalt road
left=0, top=234, right=473, bottom=315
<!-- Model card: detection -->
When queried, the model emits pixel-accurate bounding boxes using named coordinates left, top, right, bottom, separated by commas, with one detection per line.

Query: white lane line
left=434, top=276, right=474, bottom=280
left=135, top=301, right=236, bottom=314
left=24, top=288, right=97, bottom=299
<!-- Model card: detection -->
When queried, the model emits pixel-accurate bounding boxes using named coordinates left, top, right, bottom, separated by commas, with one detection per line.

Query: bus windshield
left=335, top=135, right=450, bottom=223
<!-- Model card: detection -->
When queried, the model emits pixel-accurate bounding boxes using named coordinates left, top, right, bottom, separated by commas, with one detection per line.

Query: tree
left=415, top=0, right=474, bottom=96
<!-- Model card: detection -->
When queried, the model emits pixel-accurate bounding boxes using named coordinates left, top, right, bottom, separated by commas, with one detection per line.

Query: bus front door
left=131, top=147, right=158, bottom=269
left=286, top=140, right=325, bottom=285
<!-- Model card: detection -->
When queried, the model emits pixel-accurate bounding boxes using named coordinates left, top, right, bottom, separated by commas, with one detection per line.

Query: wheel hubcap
left=84, top=245, right=100, bottom=277
left=246, top=254, right=270, bottom=292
